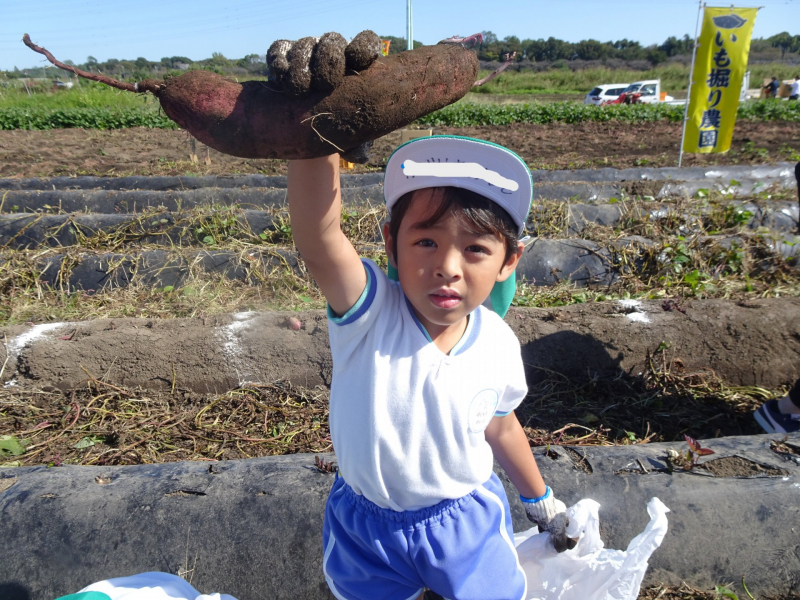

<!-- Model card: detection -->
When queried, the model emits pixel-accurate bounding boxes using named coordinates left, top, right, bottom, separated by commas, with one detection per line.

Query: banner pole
left=679, top=0, right=705, bottom=168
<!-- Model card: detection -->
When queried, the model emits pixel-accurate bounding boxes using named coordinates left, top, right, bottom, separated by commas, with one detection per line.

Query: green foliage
left=738, top=99, right=800, bottom=122
left=0, top=81, right=157, bottom=109
left=74, top=435, right=104, bottom=449
left=419, top=99, right=800, bottom=128
left=769, top=31, right=800, bottom=60
left=0, top=107, right=178, bottom=130
left=714, top=585, right=738, bottom=600
left=419, top=101, right=685, bottom=126
left=478, top=33, right=799, bottom=64
left=473, top=31, right=800, bottom=65
left=4, top=95, right=794, bottom=131
left=0, top=435, right=27, bottom=457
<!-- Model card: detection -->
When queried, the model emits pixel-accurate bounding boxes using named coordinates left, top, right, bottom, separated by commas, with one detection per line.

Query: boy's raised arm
left=288, top=154, right=367, bottom=316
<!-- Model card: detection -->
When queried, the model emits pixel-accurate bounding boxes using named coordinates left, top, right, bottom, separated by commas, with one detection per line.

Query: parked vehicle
left=604, top=80, right=677, bottom=105
left=584, top=83, right=629, bottom=105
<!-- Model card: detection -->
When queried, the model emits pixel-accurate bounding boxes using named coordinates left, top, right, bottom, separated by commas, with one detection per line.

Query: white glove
left=521, top=486, right=576, bottom=553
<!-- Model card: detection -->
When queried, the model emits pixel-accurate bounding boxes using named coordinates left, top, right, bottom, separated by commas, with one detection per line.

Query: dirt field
left=1, top=119, right=798, bottom=179
left=2, top=120, right=800, bottom=599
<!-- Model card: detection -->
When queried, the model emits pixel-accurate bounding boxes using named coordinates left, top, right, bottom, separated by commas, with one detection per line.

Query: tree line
left=2, top=50, right=267, bottom=81
left=472, top=31, right=800, bottom=64
left=3, top=31, right=798, bottom=81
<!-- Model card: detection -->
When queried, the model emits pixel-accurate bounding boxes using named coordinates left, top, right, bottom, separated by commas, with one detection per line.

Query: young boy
left=288, top=136, right=569, bottom=600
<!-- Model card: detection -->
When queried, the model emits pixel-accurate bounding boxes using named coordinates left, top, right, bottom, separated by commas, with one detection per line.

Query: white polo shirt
left=328, top=259, right=528, bottom=511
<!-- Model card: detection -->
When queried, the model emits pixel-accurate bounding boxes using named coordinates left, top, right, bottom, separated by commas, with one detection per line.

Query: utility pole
left=406, top=0, right=413, bottom=51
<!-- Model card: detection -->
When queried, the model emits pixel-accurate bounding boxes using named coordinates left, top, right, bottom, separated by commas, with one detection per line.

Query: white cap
left=384, top=135, right=533, bottom=237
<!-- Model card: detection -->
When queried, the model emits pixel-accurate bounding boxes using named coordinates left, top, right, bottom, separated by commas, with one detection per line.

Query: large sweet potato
left=22, top=34, right=478, bottom=160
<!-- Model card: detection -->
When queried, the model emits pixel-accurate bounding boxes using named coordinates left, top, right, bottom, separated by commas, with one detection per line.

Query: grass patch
left=0, top=201, right=387, bottom=324
left=0, top=82, right=159, bottom=109
left=0, top=82, right=171, bottom=130
left=472, top=62, right=800, bottom=95
left=0, top=247, right=330, bottom=325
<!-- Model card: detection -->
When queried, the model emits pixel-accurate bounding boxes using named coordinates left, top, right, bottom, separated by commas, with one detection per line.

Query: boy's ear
left=496, top=241, right=524, bottom=282
left=383, top=222, right=398, bottom=269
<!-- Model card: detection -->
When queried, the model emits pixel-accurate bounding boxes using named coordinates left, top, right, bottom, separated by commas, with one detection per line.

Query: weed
left=738, top=141, right=771, bottom=160
left=778, top=143, right=800, bottom=162
left=314, top=455, right=337, bottom=473
left=665, top=434, right=715, bottom=471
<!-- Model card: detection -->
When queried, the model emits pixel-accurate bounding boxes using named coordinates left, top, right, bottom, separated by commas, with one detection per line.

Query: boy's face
left=383, top=189, right=522, bottom=339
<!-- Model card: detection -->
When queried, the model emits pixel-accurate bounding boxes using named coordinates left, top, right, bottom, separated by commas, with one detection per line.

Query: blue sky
left=2, top=0, right=798, bottom=71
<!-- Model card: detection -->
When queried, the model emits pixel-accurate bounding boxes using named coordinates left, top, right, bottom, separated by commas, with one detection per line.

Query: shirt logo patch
left=468, top=389, right=500, bottom=433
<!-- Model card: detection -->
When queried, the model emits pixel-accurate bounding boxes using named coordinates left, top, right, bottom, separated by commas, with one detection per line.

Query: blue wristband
left=520, top=485, right=551, bottom=504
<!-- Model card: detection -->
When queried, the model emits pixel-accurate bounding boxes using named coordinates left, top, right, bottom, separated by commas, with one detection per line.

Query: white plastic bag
left=514, top=497, right=669, bottom=600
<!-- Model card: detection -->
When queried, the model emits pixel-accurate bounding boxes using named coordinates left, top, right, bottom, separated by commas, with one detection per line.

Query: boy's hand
left=522, top=487, right=578, bottom=553
left=267, top=30, right=380, bottom=163
left=267, top=30, right=381, bottom=96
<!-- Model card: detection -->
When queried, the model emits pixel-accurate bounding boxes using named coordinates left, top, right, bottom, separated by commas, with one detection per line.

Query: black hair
left=388, top=187, right=520, bottom=266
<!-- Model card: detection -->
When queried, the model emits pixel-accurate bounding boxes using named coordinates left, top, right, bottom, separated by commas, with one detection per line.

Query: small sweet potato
left=23, top=34, right=478, bottom=161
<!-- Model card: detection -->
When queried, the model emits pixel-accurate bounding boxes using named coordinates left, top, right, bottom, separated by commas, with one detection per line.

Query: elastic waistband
left=333, top=472, right=500, bottom=528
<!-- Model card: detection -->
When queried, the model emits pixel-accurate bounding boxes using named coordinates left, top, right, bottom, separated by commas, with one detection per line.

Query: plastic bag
left=71, top=572, right=238, bottom=600
left=514, top=497, right=669, bottom=600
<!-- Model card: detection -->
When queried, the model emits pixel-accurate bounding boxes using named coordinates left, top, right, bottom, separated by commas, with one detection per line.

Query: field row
left=1, top=168, right=798, bottom=326
left=2, top=99, right=800, bottom=131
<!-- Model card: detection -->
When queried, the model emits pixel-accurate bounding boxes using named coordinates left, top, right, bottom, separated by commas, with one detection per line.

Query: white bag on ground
left=514, top=497, right=669, bottom=600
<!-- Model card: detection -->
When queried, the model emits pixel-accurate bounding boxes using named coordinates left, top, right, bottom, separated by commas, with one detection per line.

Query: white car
left=616, top=80, right=676, bottom=104
left=584, top=84, right=629, bottom=105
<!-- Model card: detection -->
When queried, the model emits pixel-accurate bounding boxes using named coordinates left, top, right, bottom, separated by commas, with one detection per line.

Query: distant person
left=790, top=76, right=799, bottom=101
left=763, top=76, right=780, bottom=99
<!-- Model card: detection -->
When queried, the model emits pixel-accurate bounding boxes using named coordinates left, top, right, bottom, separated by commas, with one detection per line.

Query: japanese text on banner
left=683, top=7, right=757, bottom=154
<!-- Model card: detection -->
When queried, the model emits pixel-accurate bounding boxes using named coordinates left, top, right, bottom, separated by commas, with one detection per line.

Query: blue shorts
left=322, top=472, right=527, bottom=600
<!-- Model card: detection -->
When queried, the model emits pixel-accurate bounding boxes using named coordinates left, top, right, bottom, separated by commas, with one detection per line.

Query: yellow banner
left=683, top=7, right=757, bottom=154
